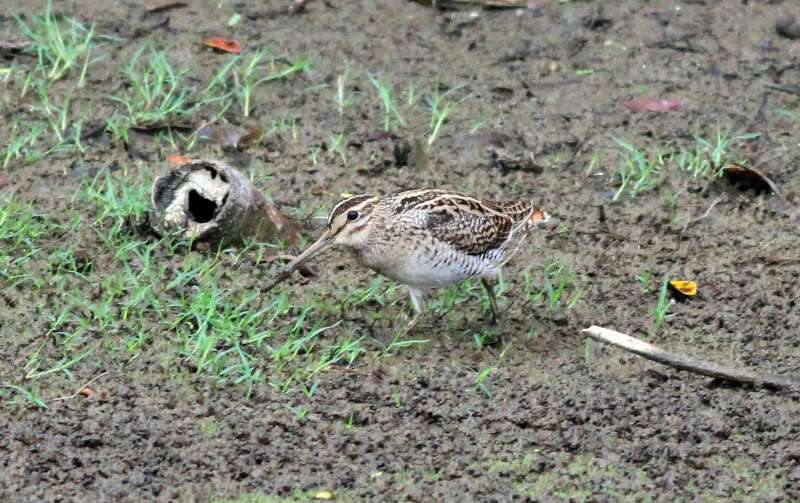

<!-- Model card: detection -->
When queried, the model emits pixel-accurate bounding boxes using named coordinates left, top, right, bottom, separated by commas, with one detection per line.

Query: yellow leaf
left=314, top=490, right=334, bottom=500
left=669, top=280, right=697, bottom=297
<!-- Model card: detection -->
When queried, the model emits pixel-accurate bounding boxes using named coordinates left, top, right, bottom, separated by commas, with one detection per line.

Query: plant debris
left=412, top=0, right=530, bottom=8
left=145, top=1, right=187, bottom=13
left=165, top=154, right=194, bottom=165
left=721, top=163, right=779, bottom=194
left=669, top=280, right=697, bottom=298
left=623, top=97, right=686, bottom=112
left=202, top=37, right=243, bottom=54
left=0, top=40, right=34, bottom=52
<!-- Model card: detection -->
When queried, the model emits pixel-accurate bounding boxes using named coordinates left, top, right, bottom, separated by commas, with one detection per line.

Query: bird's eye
left=347, top=210, right=359, bottom=221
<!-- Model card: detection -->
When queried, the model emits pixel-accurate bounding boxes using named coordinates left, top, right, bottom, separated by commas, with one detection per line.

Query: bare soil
left=2, top=0, right=800, bottom=501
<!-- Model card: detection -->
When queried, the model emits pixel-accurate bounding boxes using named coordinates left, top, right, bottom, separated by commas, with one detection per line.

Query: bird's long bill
left=261, top=231, right=334, bottom=293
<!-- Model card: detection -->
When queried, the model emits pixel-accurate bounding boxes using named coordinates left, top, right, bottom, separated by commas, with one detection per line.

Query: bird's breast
left=353, top=242, right=501, bottom=290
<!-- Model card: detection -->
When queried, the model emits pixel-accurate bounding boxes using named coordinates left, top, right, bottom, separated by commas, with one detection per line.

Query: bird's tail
left=498, top=206, right=551, bottom=269
left=529, top=207, right=550, bottom=226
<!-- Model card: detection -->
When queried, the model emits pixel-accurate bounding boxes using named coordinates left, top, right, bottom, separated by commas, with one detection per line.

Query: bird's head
left=275, top=194, right=378, bottom=278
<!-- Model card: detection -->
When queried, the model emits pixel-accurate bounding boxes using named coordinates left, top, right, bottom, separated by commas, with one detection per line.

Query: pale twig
left=582, top=325, right=800, bottom=391
left=680, top=194, right=723, bottom=237
left=51, top=371, right=109, bottom=401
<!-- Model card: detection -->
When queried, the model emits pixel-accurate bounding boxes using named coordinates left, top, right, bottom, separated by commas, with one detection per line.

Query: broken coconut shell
left=150, top=159, right=300, bottom=247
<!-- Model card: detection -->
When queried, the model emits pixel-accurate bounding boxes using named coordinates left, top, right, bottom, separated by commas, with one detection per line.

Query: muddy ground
left=2, top=0, right=800, bottom=501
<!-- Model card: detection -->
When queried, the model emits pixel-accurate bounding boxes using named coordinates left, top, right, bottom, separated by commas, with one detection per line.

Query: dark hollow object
left=776, top=15, right=800, bottom=40
left=150, top=159, right=300, bottom=247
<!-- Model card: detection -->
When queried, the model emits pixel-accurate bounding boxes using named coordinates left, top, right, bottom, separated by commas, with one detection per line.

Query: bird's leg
left=398, top=286, right=425, bottom=337
left=480, top=278, right=507, bottom=350
left=380, top=287, right=426, bottom=353
left=481, top=278, right=500, bottom=325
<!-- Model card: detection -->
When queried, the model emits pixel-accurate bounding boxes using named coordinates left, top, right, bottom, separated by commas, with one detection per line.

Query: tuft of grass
left=107, top=47, right=194, bottom=139
left=83, top=168, right=151, bottom=236
left=611, top=137, right=668, bottom=200
left=229, top=48, right=311, bottom=118
left=14, top=0, right=96, bottom=84
left=610, top=127, right=759, bottom=200
left=1, top=383, right=48, bottom=409
left=675, top=128, right=760, bottom=179
left=636, top=270, right=652, bottom=293
left=377, top=332, right=430, bottom=361
left=475, top=364, right=496, bottom=397
left=329, top=131, right=349, bottom=165
left=2, top=119, right=47, bottom=169
left=651, top=276, right=673, bottom=335
left=425, top=83, right=465, bottom=146
left=0, top=195, right=59, bottom=287
left=524, top=260, right=585, bottom=315
left=368, top=73, right=406, bottom=131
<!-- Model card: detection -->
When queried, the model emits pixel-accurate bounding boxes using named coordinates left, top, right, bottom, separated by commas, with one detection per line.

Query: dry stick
left=679, top=194, right=723, bottom=238
left=582, top=326, right=800, bottom=391
left=51, top=372, right=109, bottom=402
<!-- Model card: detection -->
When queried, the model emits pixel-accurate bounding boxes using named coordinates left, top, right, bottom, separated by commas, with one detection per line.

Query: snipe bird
left=263, top=189, right=550, bottom=336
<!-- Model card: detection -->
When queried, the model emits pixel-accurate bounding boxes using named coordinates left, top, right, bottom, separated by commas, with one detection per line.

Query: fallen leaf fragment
left=313, top=491, right=334, bottom=500
left=145, top=0, right=187, bottom=12
left=623, top=97, right=686, bottom=112
left=721, top=163, right=777, bottom=194
left=202, top=37, right=243, bottom=54
left=78, top=387, right=96, bottom=398
left=721, top=162, right=786, bottom=213
left=166, top=154, right=193, bottom=165
left=669, top=280, right=697, bottom=297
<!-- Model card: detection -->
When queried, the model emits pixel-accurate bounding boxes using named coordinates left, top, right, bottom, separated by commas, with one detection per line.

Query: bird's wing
left=399, top=192, right=534, bottom=256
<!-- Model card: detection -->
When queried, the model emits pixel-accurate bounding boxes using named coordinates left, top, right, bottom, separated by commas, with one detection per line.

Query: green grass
left=14, top=0, right=97, bottom=84
left=225, top=48, right=311, bottom=118
left=705, top=455, right=786, bottom=502
left=106, top=47, right=196, bottom=141
left=2, top=119, right=47, bottom=169
left=425, top=83, right=464, bottom=146
left=675, top=129, right=760, bottom=179
left=32, top=79, right=89, bottom=157
left=104, top=45, right=310, bottom=145
left=1, top=0, right=105, bottom=170
left=0, top=194, right=61, bottom=288
left=610, top=127, right=759, bottom=200
left=0, top=383, right=48, bottom=409
left=366, top=73, right=467, bottom=148
left=368, top=73, right=406, bottom=131
left=524, top=260, right=585, bottom=315
left=651, top=276, right=673, bottom=335
left=611, top=136, right=668, bottom=200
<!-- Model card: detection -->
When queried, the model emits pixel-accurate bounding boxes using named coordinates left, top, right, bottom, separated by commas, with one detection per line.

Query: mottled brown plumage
left=264, top=188, right=550, bottom=337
